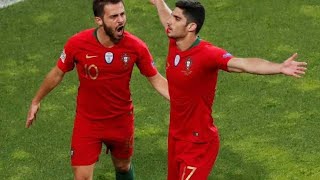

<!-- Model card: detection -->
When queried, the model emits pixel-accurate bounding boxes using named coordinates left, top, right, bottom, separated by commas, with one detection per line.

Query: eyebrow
left=171, top=13, right=181, bottom=19
left=109, top=11, right=125, bottom=18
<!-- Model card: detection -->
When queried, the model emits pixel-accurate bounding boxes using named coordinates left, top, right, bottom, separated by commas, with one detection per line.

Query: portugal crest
left=121, top=53, right=130, bottom=68
left=105, top=52, right=114, bottom=64
left=185, top=58, right=192, bottom=70
left=182, top=57, right=193, bottom=75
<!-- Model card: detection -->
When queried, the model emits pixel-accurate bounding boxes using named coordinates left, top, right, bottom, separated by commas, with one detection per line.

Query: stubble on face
left=100, top=3, right=126, bottom=44
left=102, top=21, right=124, bottom=44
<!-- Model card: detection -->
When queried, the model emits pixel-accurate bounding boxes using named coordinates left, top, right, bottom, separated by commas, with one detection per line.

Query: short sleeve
left=135, top=42, right=158, bottom=77
left=56, top=40, right=76, bottom=72
left=210, top=46, right=233, bottom=71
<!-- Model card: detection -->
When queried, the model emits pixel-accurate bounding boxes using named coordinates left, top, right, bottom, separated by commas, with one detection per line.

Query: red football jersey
left=57, top=28, right=158, bottom=120
left=166, top=38, right=233, bottom=143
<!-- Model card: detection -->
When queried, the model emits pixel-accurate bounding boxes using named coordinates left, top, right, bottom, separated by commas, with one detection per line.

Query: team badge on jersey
left=60, top=49, right=66, bottom=63
left=121, top=53, right=130, bottom=68
left=186, top=58, right=192, bottom=70
left=182, top=57, right=193, bottom=75
left=174, top=55, right=180, bottom=66
left=105, top=52, right=114, bottom=64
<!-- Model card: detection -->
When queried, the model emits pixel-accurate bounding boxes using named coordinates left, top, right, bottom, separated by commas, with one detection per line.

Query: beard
left=102, top=22, right=124, bottom=44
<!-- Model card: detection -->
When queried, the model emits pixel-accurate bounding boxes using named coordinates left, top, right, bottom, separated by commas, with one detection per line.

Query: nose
left=118, top=15, right=125, bottom=24
left=167, top=17, right=172, bottom=26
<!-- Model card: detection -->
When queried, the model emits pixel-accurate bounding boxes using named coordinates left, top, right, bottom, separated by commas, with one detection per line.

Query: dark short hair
left=93, top=0, right=124, bottom=17
left=175, top=0, right=205, bottom=34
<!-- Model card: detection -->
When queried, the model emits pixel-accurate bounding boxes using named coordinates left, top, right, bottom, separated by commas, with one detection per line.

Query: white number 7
left=181, top=166, right=197, bottom=180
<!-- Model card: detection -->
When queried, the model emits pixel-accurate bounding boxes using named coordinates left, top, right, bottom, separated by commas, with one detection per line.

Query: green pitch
left=0, top=0, right=319, bottom=179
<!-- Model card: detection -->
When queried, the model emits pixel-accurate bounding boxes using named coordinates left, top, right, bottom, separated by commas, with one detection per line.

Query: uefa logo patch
left=223, top=53, right=232, bottom=59
left=174, top=54, right=180, bottom=66
left=105, top=52, right=114, bottom=64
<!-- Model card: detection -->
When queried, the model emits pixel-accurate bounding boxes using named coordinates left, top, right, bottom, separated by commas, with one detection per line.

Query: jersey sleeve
left=135, top=42, right=158, bottom=77
left=210, top=46, right=233, bottom=72
left=56, top=39, right=76, bottom=72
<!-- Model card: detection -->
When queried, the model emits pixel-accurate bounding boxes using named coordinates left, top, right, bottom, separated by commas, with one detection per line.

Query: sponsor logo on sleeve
left=60, top=49, right=66, bottom=63
left=222, top=53, right=232, bottom=59
left=151, top=61, right=156, bottom=67
left=70, top=148, right=74, bottom=157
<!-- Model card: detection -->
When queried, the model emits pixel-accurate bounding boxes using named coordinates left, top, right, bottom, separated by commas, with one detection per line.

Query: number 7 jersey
left=166, top=38, right=233, bottom=143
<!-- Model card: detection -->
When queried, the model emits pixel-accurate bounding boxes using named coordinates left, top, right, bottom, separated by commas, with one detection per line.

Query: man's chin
left=116, top=35, right=124, bottom=41
left=167, top=33, right=174, bottom=38
left=110, top=35, right=123, bottom=43
left=115, top=32, right=124, bottom=39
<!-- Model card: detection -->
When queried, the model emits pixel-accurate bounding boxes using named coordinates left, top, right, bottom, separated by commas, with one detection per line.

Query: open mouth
left=116, top=26, right=124, bottom=34
left=166, top=27, right=172, bottom=34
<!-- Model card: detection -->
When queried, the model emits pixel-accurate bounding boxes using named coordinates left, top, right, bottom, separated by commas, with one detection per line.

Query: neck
left=96, top=27, right=115, bottom=48
left=176, top=34, right=198, bottom=51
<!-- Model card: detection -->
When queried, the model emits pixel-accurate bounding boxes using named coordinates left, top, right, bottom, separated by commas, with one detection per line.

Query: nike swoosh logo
left=86, top=54, right=98, bottom=59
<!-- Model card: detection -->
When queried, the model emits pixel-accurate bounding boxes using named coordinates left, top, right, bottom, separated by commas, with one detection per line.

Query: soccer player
left=150, top=0, right=307, bottom=179
left=26, top=0, right=169, bottom=179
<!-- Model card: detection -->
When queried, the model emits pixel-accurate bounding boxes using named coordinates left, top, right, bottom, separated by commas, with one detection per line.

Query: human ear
left=187, top=22, right=197, bottom=32
left=95, top=16, right=103, bottom=26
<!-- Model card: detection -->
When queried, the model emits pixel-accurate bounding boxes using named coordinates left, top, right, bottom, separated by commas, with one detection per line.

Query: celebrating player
left=26, top=0, right=169, bottom=179
left=150, top=0, right=307, bottom=179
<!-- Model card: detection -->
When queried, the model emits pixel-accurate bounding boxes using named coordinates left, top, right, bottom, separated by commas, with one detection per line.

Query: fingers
left=295, top=70, right=306, bottom=75
left=297, top=67, right=307, bottom=71
left=149, top=0, right=155, bottom=5
left=26, top=114, right=34, bottom=128
left=26, top=115, right=37, bottom=128
left=26, top=111, right=32, bottom=128
left=26, top=104, right=39, bottom=128
left=289, top=69, right=306, bottom=78
left=288, top=53, right=298, bottom=61
left=26, top=120, right=31, bottom=128
left=292, top=74, right=301, bottom=78
left=296, top=61, right=308, bottom=67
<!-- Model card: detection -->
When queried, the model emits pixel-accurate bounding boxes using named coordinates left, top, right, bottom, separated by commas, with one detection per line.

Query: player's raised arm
left=149, top=0, right=172, bottom=29
left=227, top=53, right=307, bottom=78
left=26, top=66, right=65, bottom=128
left=147, top=73, right=170, bottom=100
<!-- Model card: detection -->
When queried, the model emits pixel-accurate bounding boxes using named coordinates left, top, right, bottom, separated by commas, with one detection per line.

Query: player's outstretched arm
left=26, top=66, right=65, bottom=128
left=149, top=0, right=172, bottom=29
left=147, top=73, right=170, bottom=101
left=227, top=53, right=307, bottom=77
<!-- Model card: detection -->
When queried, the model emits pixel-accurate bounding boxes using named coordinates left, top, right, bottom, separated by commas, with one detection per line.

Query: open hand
left=281, top=53, right=307, bottom=78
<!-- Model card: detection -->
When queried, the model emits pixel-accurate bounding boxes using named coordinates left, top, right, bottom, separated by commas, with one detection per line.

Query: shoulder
left=123, top=31, right=147, bottom=47
left=200, top=40, right=221, bottom=51
left=67, top=28, right=95, bottom=45
left=201, top=41, right=231, bottom=57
